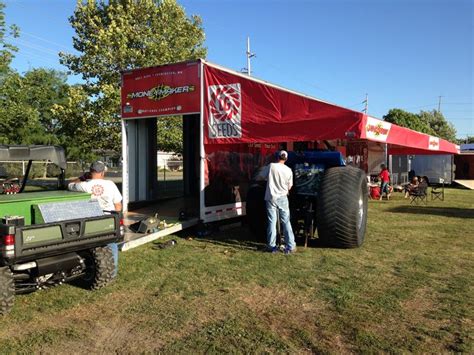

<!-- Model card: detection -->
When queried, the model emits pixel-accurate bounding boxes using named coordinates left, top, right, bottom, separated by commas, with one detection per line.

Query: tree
left=0, top=71, right=53, bottom=145
left=0, top=69, right=75, bottom=146
left=51, top=84, right=100, bottom=162
left=59, top=0, right=207, bottom=153
left=418, top=110, right=457, bottom=142
left=22, top=69, right=69, bottom=132
left=0, top=2, right=62, bottom=146
left=383, top=108, right=433, bottom=135
left=0, top=1, right=19, bottom=76
left=157, top=116, right=183, bottom=153
left=383, top=108, right=457, bottom=142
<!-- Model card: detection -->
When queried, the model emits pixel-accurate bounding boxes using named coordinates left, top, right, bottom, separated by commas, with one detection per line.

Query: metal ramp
left=453, top=180, right=474, bottom=190
left=119, top=197, right=199, bottom=251
left=120, top=217, right=198, bottom=251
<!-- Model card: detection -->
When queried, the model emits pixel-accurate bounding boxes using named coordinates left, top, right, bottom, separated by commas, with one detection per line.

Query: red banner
left=121, top=61, right=201, bottom=118
left=203, top=64, right=364, bottom=144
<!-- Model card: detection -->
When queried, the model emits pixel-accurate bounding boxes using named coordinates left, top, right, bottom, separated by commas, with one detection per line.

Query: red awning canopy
left=121, top=60, right=460, bottom=155
left=202, top=62, right=459, bottom=154
left=360, top=115, right=459, bottom=155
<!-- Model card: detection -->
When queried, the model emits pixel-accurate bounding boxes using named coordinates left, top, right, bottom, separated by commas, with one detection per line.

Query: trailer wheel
left=245, top=183, right=267, bottom=242
left=80, top=246, right=115, bottom=290
left=316, top=166, right=368, bottom=248
left=0, top=266, right=15, bottom=315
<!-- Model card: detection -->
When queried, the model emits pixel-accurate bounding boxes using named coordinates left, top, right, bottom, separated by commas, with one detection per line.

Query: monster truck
left=0, top=145, right=124, bottom=315
left=246, top=150, right=368, bottom=248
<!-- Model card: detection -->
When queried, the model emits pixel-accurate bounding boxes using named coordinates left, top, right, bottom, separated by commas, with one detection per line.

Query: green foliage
left=0, top=1, right=19, bottom=76
left=0, top=71, right=58, bottom=145
left=0, top=3, right=61, bottom=146
left=383, top=108, right=457, bottom=142
left=418, top=110, right=457, bottom=142
left=59, top=0, right=207, bottom=154
left=383, top=108, right=433, bottom=134
left=22, top=69, right=69, bottom=133
left=50, top=84, right=100, bottom=162
left=0, top=68, right=72, bottom=143
left=157, top=116, right=183, bottom=153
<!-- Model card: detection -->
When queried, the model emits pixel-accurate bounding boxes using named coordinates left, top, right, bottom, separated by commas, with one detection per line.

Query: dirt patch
left=364, top=287, right=451, bottom=350
left=237, top=284, right=353, bottom=353
left=0, top=289, right=148, bottom=352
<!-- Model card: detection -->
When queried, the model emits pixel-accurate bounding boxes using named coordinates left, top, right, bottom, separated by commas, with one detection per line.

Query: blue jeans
left=266, top=196, right=296, bottom=251
left=108, top=243, right=118, bottom=278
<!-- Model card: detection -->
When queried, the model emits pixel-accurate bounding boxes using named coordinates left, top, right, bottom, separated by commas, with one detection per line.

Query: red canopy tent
left=201, top=62, right=459, bottom=154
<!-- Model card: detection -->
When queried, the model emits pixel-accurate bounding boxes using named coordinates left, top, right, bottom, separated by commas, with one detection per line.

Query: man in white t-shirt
left=68, top=160, right=122, bottom=276
left=258, top=150, right=296, bottom=254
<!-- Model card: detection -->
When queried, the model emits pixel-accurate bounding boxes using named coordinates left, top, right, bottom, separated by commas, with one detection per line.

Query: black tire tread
left=87, top=246, right=115, bottom=290
left=91, top=246, right=115, bottom=290
left=316, top=166, right=368, bottom=248
left=0, top=266, right=15, bottom=315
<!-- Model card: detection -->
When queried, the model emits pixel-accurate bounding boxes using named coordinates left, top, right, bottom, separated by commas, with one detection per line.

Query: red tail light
left=1, top=233, right=15, bottom=257
left=3, top=234, right=14, bottom=246
left=119, top=219, right=125, bottom=237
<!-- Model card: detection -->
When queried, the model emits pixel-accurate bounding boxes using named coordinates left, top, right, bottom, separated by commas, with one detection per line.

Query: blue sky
left=4, top=0, right=473, bottom=138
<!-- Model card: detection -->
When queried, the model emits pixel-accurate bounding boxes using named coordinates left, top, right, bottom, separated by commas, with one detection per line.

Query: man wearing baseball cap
left=69, top=161, right=122, bottom=212
left=68, top=160, right=122, bottom=276
left=258, top=150, right=296, bottom=254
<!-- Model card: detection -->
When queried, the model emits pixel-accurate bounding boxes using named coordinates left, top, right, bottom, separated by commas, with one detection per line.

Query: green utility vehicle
left=0, top=145, right=124, bottom=315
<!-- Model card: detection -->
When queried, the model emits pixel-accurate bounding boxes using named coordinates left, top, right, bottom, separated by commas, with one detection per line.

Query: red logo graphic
left=428, top=136, right=440, bottom=150
left=366, top=124, right=389, bottom=136
left=91, top=184, right=104, bottom=197
left=209, top=85, right=241, bottom=121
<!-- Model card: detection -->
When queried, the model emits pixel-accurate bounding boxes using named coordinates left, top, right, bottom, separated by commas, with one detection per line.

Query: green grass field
left=1, top=188, right=473, bottom=353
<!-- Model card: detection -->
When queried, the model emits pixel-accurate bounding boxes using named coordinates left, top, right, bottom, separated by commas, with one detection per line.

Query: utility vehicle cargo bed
left=0, top=191, right=90, bottom=225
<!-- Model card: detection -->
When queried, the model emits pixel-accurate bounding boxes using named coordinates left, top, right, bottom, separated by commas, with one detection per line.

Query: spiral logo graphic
left=208, top=84, right=242, bottom=139
left=209, top=84, right=241, bottom=121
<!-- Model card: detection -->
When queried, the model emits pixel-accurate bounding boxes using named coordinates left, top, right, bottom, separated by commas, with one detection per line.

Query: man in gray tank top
left=259, top=150, right=296, bottom=254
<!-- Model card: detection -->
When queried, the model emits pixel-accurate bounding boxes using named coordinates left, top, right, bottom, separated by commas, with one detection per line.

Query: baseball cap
left=90, top=160, right=107, bottom=173
left=278, top=150, right=288, bottom=160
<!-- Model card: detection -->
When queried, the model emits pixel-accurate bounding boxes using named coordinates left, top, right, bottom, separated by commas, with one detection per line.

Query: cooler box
left=370, top=186, right=380, bottom=199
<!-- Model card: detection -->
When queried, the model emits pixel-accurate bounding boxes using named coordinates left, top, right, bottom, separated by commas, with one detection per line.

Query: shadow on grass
left=387, top=205, right=474, bottom=219
left=190, top=224, right=265, bottom=251
left=182, top=223, right=325, bottom=251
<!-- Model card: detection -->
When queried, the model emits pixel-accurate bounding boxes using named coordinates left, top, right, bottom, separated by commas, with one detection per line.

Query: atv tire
left=316, top=166, right=368, bottom=248
left=245, top=183, right=267, bottom=242
left=0, top=266, right=15, bottom=315
left=81, top=246, right=115, bottom=290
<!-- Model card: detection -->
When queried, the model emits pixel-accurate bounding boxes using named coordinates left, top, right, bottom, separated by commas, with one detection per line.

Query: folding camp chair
left=431, top=179, right=445, bottom=201
left=410, top=182, right=428, bottom=205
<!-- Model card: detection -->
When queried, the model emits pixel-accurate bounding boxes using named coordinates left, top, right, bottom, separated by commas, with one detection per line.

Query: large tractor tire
left=316, top=166, right=368, bottom=248
left=80, top=246, right=115, bottom=290
left=245, top=183, right=267, bottom=242
left=0, top=266, right=15, bottom=315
